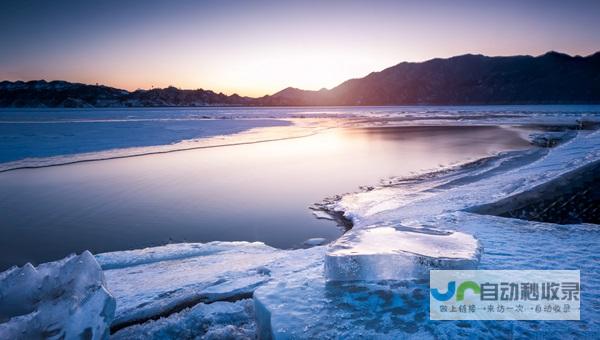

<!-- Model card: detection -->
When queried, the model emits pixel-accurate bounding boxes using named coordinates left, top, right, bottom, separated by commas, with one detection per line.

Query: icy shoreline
left=3, top=105, right=599, bottom=172
left=2, top=122, right=600, bottom=338
left=0, top=119, right=318, bottom=173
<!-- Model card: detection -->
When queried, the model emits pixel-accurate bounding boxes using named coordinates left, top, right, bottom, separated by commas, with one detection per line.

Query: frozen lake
left=0, top=111, right=531, bottom=269
left=2, top=106, right=600, bottom=338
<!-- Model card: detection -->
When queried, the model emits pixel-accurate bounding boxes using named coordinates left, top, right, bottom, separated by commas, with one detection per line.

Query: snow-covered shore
left=2, top=105, right=599, bottom=172
left=2, top=113, right=600, bottom=338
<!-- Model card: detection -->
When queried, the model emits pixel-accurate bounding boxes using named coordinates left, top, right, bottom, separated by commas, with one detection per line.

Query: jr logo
left=431, top=281, right=480, bottom=301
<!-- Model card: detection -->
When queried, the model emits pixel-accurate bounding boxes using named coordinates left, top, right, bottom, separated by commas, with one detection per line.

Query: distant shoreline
left=3, top=103, right=600, bottom=110
left=0, top=125, right=324, bottom=174
left=2, top=51, right=599, bottom=108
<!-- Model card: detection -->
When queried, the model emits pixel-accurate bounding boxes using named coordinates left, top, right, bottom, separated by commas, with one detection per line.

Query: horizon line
left=2, top=50, right=599, bottom=98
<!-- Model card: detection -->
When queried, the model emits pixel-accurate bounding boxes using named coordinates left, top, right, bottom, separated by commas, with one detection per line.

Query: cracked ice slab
left=112, top=299, right=256, bottom=340
left=325, top=226, right=481, bottom=281
left=0, top=251, right=115, bottom=340
left=101, top=242, right=283, bottom=328
left=100, top=241, right=326, bottom=330
left=96, top=241, right=274, bottom=270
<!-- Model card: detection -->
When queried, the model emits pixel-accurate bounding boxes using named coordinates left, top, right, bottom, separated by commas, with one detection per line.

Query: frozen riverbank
left=0, top=122, right=532, bottom=270
left=2, top=105, right=599, bottom=172
left=2, top=108, right=600, bottom=338
left=103, top=127, right=600, bottom=338
left=0, top=118, right=300, bottom=172
left=3, top=127, right=600, bottom=338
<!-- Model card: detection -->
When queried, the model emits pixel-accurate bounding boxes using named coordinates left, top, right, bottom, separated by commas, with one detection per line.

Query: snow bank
left=0, top=118, right=291, bottom=168
left=0, top=251, right=115, bottom=339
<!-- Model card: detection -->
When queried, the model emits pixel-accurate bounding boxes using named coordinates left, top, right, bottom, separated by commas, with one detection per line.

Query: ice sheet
left=101, top=242, right=282, bottom=328
left=3, top=112, right=600, bottom=338
left=0, top=118, right=290, bottom=165
left=3, top=105, right=599, bottom=172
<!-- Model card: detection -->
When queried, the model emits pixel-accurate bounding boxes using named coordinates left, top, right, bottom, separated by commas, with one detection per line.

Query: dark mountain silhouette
left=260, top=51, right=600, bottom=105
left=0, top=81, right=254, bottom=108
left=0, top=80, right=130, bottom=108
left=1, top=51, right=599, bottom=108
left=124, top=86, right=254, bottom=107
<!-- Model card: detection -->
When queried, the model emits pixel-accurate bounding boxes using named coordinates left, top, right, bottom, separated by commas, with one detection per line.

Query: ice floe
left=101, top=242, right=283, bottom=329
left=0, top=251, right=115, bottom=340
left=325, top=226, right=481, bottom=281
left=303, top=237, right=328, bottom=247
left=310, top=209, right=335, bottom=220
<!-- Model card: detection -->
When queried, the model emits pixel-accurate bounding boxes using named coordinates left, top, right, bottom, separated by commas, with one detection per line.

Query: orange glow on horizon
left=2, top=1, right=599, bottom=97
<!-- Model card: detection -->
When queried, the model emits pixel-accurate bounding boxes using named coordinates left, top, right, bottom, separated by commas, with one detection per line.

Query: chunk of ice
left=0, top=251, right=115, bottom=340
left=325, top=226, right=481, bottom=281
left=311, top=210, right=334, bottom=220
left=254, top=260, right=434, bottom=339
left=303, top=238, right=328, bottom=247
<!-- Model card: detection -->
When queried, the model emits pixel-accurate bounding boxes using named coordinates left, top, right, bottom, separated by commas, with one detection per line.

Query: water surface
left=0, top=124, right=530, bottom=269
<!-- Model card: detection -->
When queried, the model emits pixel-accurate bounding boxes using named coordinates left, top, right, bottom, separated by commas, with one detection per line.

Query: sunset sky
left=1, top=0, right=599, bottom=96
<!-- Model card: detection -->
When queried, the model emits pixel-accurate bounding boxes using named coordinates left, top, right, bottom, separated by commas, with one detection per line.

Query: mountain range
left=1, top=51, right=599, bottom=107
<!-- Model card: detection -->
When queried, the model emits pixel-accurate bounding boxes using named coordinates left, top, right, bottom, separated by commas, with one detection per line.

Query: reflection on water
left=0, top=125, right=530, bottom=269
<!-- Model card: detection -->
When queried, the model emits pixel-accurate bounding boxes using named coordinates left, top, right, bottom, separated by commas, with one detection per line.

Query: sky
left=1, top=0, right=599, bottom=97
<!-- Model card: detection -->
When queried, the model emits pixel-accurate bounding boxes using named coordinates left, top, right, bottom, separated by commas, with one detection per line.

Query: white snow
left=0, top=251, right=115, bottom=340
left=0, top=118, right=295, bottom=172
